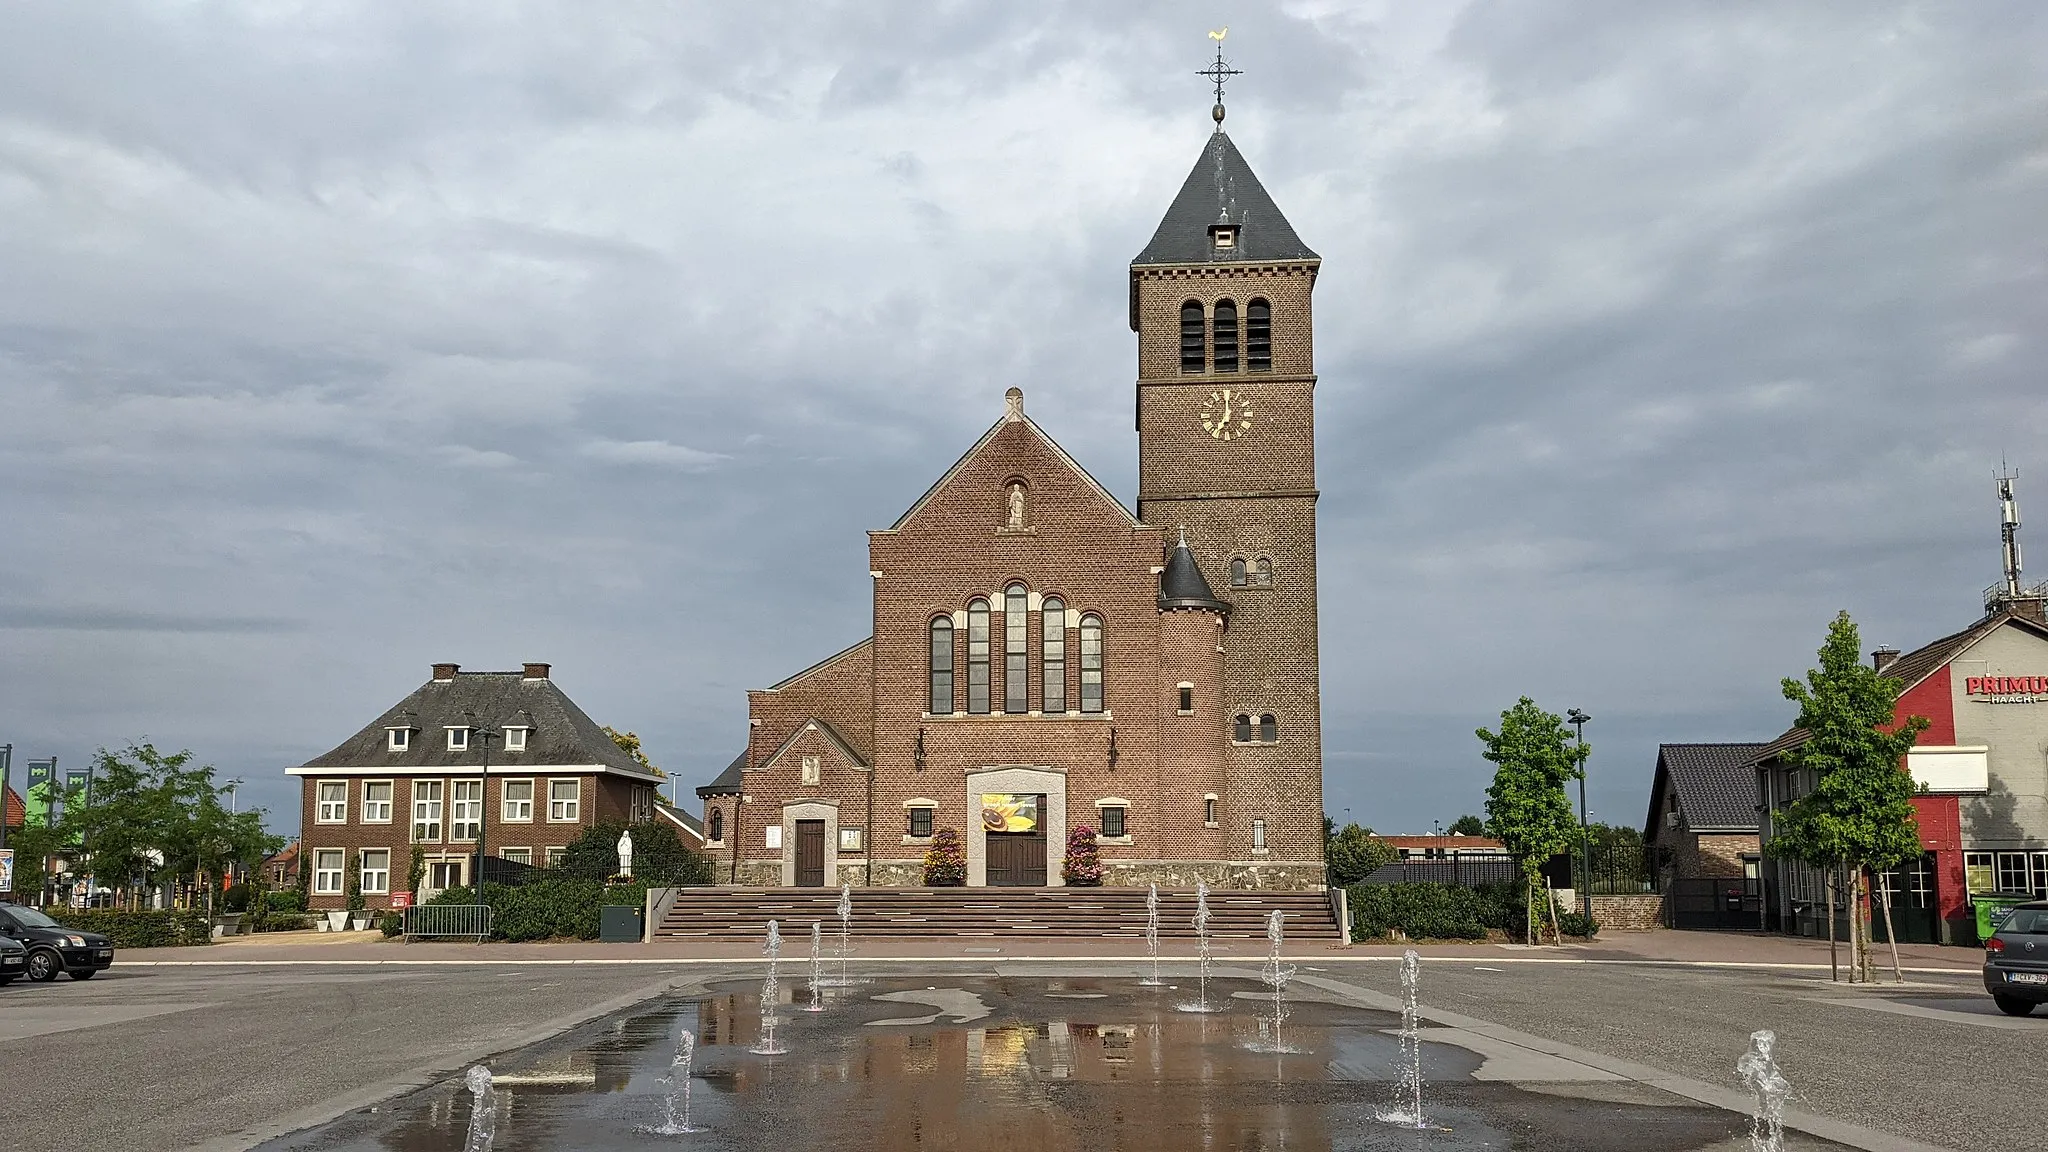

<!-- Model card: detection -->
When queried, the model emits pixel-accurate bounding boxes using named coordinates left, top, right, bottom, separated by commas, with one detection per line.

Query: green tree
left=1326, top=822, right=1398, bottom=886
left=602, top=728, right=667, bottom=779
left=54, top=744, right=280, bottom=911
left=1446, top=814, right=1486, bottom=837
left=558, top=819, right=708, bottom=885
left=1479, top=698, right=1587, bottom=943
left=1766, top=611, right=1926, bottom=983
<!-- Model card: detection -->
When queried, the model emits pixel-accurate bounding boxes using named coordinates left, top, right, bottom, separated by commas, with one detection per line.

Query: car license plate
left=97, top=949, right=113, bottom=959
left=3, top=957, right=20, bottom=966
left=2009, top=972, right=2048, bottom=985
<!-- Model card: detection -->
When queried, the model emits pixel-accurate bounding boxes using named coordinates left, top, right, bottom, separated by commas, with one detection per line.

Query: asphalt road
left=0, top=957, right=2030, bottom=1152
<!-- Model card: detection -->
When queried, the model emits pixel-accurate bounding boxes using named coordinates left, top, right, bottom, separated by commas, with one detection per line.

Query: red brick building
left=696, top=122, right=1328, bottom=890
left=288, top=662, right=663, bottom=911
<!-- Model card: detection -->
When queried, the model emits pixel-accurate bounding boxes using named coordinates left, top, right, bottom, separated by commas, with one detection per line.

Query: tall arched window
left=1258, top=713, right=1278, bottom=743
left=1179, top=301, right=1205, bottom=373
left=1079, top=613, right=1105, bottom=713
left=1229, top=558, right=1248, bottom=588
left=928, top=616, right=954, bottom=714
left=1004, top=583, right=1029, bottom=714
left=966, top=599, right=991, bottom=714
left=1254, top=558, right=1273, bottom=587
left=1234, top=714, right=1253, bottom=743
left=1213, top=299, right=1239, bottom=373
left=709, top=809, right=724, bottom=843
left=1041, top=596, right=1067, bottom=714
left=1247, top=298, right=1272, bottom=370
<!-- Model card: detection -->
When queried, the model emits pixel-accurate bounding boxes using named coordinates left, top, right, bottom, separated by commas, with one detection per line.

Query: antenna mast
left=1998, top=464, right=2023, bottom=597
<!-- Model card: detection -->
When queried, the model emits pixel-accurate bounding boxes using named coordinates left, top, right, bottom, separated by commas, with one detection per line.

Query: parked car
left=1983, top=899, right=2048, bottom=1017
left=0, top=902, right=115, bottom=981
left=0, top=934, right=24, bottom=985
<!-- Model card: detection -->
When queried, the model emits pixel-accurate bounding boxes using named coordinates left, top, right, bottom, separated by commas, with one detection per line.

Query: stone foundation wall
left=1591, top=894, right=1665, bottom=930
left=1103, top=860, right=1326, bottom=891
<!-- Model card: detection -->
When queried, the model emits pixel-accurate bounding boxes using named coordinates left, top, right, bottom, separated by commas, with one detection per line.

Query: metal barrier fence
left=403, top=903, right=493, bottom=942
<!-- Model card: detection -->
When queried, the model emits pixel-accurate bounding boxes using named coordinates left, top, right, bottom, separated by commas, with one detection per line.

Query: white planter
left=325, top=910, right=348, bottom=932
left=349, top=915, right=371, bottom=932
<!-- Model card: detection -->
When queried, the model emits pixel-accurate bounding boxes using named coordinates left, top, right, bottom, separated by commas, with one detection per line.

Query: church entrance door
left=983, top=792, right=1048, bottom=886
left=794, top=820, right=826, bottom=887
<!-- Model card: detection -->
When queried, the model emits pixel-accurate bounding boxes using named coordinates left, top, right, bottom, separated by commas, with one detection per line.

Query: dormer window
left=386, top=727, right=410, bottom=752
left=504, top=726, right=529, bottom=753
left=446, top=726, right=469, bottom=752
left=1210, top=224, right=1237, bottom=249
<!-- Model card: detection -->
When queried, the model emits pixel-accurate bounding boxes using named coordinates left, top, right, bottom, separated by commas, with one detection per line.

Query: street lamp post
left=1567, top=709, right=1592, bottom=916
left=470, top=722, right=497, bottom=891
left=1, top=742, right=11, bottom=851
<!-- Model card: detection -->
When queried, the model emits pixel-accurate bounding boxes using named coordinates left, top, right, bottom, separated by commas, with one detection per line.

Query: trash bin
left=1973, top=892, right=2033, bottom=943
left=599, top=904, right=645, bottom=944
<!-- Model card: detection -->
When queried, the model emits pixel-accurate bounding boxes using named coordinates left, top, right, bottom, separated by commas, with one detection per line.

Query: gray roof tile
left=1653, top=743, right=1769, bottom=834
left=1133, top=131, right=1318, bottom=266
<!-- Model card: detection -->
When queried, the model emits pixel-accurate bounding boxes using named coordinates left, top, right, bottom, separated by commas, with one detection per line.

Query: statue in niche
left=1007, top=482, right=1026, bottom=529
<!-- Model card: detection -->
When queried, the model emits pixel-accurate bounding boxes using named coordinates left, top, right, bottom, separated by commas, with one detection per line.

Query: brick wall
left=1590, top=894, right=1665, bottom=931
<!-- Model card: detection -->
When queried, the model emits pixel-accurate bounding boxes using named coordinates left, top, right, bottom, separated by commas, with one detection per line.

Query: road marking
left=1807, top=996, right=2046, bottom=1032
left=1472, top=966, right=1506, bottom=972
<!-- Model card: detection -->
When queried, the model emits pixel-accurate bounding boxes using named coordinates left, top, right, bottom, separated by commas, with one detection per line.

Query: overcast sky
left=2, top=3, right=2043, bottom=840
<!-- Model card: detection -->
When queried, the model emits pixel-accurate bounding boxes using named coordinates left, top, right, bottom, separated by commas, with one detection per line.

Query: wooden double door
left=986, top=829, right=1048, bottom=887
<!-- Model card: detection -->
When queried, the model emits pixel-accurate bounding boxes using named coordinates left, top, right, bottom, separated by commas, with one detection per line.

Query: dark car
left=1983, top=900, right=2048, bottom=1016
left=0, top=902, right=115, bottom=982
left=0, top=933, right=24, bottom=985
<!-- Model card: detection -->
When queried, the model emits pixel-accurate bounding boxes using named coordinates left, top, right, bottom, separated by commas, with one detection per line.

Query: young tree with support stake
left=1766, top=612, right=1926, bottom=983
left=1478, top=698, right=1587, bottom=944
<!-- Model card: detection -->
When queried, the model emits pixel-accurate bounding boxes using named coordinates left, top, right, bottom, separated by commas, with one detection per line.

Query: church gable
left=887, top=388, right=1139, bottom=539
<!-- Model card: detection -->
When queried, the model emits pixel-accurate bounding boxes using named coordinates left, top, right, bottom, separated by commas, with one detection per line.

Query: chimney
left=1871, top=647, right=1900, bottom=675
left=522, top=662, right=551, bottom=680
left=432, top=662, right=460, bottom=682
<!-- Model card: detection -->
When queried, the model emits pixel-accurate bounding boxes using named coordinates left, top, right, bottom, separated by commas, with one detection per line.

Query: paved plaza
left=0, top=931, right=2025, bottom=1152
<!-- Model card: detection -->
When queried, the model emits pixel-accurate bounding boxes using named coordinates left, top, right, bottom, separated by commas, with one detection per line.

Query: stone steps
left=654, top=887, right=1341, bottom=941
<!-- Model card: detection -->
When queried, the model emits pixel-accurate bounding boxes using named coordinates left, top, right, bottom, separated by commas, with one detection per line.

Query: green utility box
left=1973, top=892, right=2033, bottom=943
left=599, top=904, right=645, bottom=944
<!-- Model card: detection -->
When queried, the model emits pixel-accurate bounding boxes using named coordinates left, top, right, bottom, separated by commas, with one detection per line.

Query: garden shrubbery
left=51, top=909, right=212, bottom=948
left=924, top=829, right=966, bottom=886
left=1347, top=882, right=1529, bottom=942
left=424, top=877, right=636, bottom=941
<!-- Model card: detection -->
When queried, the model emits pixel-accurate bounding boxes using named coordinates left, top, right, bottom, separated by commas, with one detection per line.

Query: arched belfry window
left=1234, top=714, right=1253, bottom=743
left=1258, top=713, right=1278, bottom=743
left=928, top=616, right=954, bottom=714
left=1042, top=596, right=1067, bottom=713
left=1079, top=613, right=1105, bottom=713
left=1254, top=558, right=1273, bottom=588
left=1004, top=583, right=1029, bottom=714
left=1213, top=299, right=1239, bottom=373
left=966, top=599, right=991, bottom=714
left=1247, top=298, right=1272, bottom=371
left=1180, top=301, right=1205, bottom=373
left=1229, top=558, right=1248, bottom=588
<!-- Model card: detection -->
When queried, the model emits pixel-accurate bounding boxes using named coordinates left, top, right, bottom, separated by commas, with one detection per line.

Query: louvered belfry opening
left=1212, top=299, right=1239, bottom=373
left=1246, top=298, right=1271, bottom=370
left=1179, top=300, right=1205, bottom=372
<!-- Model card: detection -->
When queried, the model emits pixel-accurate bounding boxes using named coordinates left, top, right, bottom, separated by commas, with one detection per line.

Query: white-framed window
left=451, top=779, right=483, bottom=841
left=360, top=849, right=390, bottom=895
left=315, top=781, right=347, bottom=824
left=801, top=755, right=821, bottom=786
left=446, top=726, right=469, bottom=752
left=502, top=778, right=534, bottom=823
left=1965, top=851, right=1994, bottom=893
left=548, top=778, right=580, bottom=822
left=1204, top=794, right=1218, bottom=827
left=387, top=727, right=410, bottom=752
left=312, top=849, right=344, bottom=895
left=544, top=846, right=567, bottom=867
left=765, top=824, right=783, bottom=850
left=504, top=726, right=528, bottom=753
left=501, top=848, right=532, bottom=866
left=412, top=780, right=444, bottom=842
left=1177, top=683, right=1194, bottom=715
left=632, top=786, right=652, bottom=822
left=361, top=780, right=393, bottom=823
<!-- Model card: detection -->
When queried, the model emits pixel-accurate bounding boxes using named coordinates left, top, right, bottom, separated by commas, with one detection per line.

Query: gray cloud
left=1, top=2, right=2043, bottom=836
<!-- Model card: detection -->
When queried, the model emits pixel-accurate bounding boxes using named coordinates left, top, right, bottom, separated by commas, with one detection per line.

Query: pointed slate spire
left=1132, top=132, right=1318, bottom=266
left=1159, top=529, right=1231, bottom=615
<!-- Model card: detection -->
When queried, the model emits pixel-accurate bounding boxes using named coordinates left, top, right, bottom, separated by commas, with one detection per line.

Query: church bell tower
left=1132, top=54, right=1325, bottom=879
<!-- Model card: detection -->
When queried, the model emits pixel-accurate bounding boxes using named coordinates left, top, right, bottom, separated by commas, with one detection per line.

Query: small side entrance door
left=795, top=820, right=827, bottom=887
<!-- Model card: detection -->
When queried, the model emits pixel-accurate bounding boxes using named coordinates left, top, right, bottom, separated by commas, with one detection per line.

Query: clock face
left=1200, top=389, right=1253, bottom=441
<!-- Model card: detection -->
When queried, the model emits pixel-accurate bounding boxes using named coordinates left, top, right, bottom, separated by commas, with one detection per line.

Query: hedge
left=425, top=878, right=638, bottom=941
left=51, top=909, right=213, bottom=948
left=1347, top=882, right=1529, bottom=942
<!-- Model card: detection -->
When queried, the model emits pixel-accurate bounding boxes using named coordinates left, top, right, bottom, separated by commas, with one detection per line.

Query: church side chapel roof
left=758, top=717, right=870, bottom=772
left=696, top=750, right=747, bottom=798
left=1132, top=131, right=1319, bottom=267
left=1159, top=533, right=1231, bottom=614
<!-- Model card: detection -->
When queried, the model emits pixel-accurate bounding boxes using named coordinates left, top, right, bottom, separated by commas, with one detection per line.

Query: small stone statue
left=1007, top=483, right=1026, bottom=528
left=617, top=829, right=634, bottom=879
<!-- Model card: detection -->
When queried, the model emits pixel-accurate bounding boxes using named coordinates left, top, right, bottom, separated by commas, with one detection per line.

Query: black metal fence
left=1573, top=845, right=1660, bottom=895
left=1360, top=854, right=1522, bottom=888
left=466, top=854, right=709, bottom=889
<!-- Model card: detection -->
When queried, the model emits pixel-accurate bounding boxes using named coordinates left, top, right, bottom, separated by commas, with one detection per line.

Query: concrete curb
left=176, top=972, right=709, bottom=1152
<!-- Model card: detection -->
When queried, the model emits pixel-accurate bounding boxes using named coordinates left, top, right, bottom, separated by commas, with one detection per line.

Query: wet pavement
left=256, top=976, right=1855, bottom=1151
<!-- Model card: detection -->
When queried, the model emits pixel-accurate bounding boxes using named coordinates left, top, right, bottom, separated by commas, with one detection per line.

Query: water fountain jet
left=644, top=1028, right=703, bottom=1135
left=1737, top=1029, right=1788, bottom=1152
left=1175, top=881, right=1221, bottom=1013
left=1248, top=909, right=1298, bottom=1053
left=461, top=1064, right=497, bottom=1152
left=1137, top=883, right=1165, bottom=986
left=749, top=920, right=788, bottom=1055
left=1374, top=949, right=1431, bottom=1129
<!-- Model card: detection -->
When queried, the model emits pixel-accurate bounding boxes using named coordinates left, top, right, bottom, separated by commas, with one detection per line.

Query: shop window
left=1965, top=851, right=1994, bottom=893
left=1997, top=851, right=2031, bottom=893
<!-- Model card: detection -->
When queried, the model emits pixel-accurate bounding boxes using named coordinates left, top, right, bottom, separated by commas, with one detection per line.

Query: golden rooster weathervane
left=1198, top=27, right=1242, bottom=127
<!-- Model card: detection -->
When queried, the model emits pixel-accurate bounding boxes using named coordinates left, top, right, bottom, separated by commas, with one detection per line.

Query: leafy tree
left=1766, top=611, right=1926, bottom=983
left=558, top=819, right=709, bottom=885
left=1447, top=814, right=1486, bottom=837
left=52, top=744, right=280, bottom=911
left=602, top=727, right=667, bottom=779
left=1479, top=698, right=1587, bottom=943
left=1326, top=822, right=1398, bottom=885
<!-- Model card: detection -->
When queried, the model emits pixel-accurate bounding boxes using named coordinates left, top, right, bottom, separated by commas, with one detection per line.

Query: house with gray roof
left=1643, top=743, right=1768, bottom=883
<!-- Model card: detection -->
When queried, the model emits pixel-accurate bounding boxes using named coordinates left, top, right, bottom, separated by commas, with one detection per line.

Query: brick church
left=696, top=112, right=1328, bottom=891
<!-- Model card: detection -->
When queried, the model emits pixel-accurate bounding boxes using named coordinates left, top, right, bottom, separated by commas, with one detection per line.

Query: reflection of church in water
left=694, top=81, right=1330, bottom=892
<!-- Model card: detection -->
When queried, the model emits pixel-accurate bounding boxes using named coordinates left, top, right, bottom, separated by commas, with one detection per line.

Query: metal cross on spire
left=1198, top=28, right=1241, bottom=127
